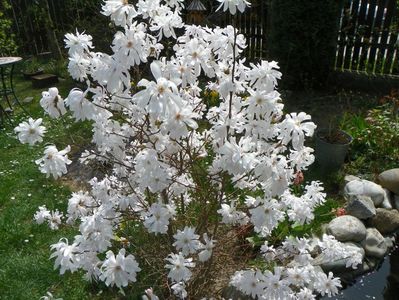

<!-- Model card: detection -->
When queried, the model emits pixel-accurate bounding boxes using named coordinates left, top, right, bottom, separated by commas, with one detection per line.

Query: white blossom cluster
left=16, top=0, right=357, bottom=298
left=231, top=234, right=363, bottom=299
left=34, top=205, right=63, bottom=230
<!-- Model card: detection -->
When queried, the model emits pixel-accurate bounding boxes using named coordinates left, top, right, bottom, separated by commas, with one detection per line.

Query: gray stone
left=337, top=260, right=372, bottom=284
left=320, top=223, right=329, bottom=235
left=360, top=261, right=371, bottom=273
left=327, top=215, right=367, bottom=242
left=319, top=257, right=348, bottom=273
left=22, top=97, right=34, bottom=104
left=344, top=179, right=387, bottom=207
left=378, top=169, right=399, bottom=194
left=381, top=188, right=393, bottom=209
left=361, top=228, right=387, bottom=258
left=369, top=208, right=399, bottom=234
left=344, top=175, right=361, bottom=185
left=345, top=194, right=376, bottom=219
left=367, top=257, right=379, bottom=269
left=394, top=194, right=399, bottom=210
left=385, top=236, right=395, bottom=249
left=318, top=242, right=364, bottom=272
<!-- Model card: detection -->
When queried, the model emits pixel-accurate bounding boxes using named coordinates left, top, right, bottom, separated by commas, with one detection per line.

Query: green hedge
left=0, top=0, right=17, bottom=56
left=268, top=0, right=343, bottom=89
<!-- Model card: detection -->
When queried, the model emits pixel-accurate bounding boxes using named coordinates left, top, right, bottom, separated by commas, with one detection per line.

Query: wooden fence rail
left=8, top=0, right=103, bottom=56
left=335, top=0, right=399, bottom=75
left=216, top=0, right=398, bottom=75
left=7, top=0, right=398, bottom=76
left=216, top=0, right=269, bottom=61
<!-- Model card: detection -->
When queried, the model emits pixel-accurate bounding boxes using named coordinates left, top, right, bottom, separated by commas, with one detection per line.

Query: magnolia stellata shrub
left=15, top=0, right=364, bottom=298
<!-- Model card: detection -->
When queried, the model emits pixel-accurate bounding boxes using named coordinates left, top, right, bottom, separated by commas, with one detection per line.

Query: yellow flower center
left=115, top=265, right=122, bottom=271
left=158, top=86, right=165, bottom=94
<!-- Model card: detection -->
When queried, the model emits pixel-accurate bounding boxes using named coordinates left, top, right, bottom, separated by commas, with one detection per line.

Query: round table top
left=0, top=57, right=23, bottom=67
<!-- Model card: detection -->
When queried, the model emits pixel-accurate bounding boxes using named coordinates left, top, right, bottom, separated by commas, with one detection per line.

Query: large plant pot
left=315, top=129, right=353, bottom=171
left=22, top=69, right=44, bottom=80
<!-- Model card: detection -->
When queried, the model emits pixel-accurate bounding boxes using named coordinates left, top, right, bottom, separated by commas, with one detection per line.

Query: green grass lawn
left=0, top=76, right=125, bottom=300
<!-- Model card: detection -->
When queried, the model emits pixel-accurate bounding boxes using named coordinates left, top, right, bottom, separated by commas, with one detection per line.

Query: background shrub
left=268, top=0, right=343, bottom=89
left=340, top=99, right=399, bottom=175
left=0, top=0, right=18, bottom=56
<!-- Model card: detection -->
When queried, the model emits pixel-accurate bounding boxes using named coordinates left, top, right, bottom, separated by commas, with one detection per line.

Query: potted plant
left=314, top=127, right=353, bottom=171
left=21, top=58, right=44, bottom=79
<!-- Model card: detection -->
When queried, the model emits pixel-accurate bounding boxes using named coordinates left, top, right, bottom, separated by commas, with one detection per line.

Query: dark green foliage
left=268, top=0, right=343, bottom=89
left=8, top=0, right=113, bottom=56
left=0, top=0, right=18, bottom=55
left=340, top=102, right=399, bottom=175
left=43, top=59, right=69, bottom=79
left=58, top=0, right=114, bottom=54
left=21, top=57, right=43, bottom=74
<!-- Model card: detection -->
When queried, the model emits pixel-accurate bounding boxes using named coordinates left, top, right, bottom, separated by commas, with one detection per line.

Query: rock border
left=323, top=172, right=399, bottom=283
left=222, top=170, right=399, bottom=299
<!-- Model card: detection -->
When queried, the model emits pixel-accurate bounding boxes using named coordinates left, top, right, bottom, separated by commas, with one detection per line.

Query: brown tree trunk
left=41, top=0, right=62, bottom=59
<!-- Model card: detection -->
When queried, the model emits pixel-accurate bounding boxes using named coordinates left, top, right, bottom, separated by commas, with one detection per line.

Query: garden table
left=0, top=56, right=27, bottom=127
